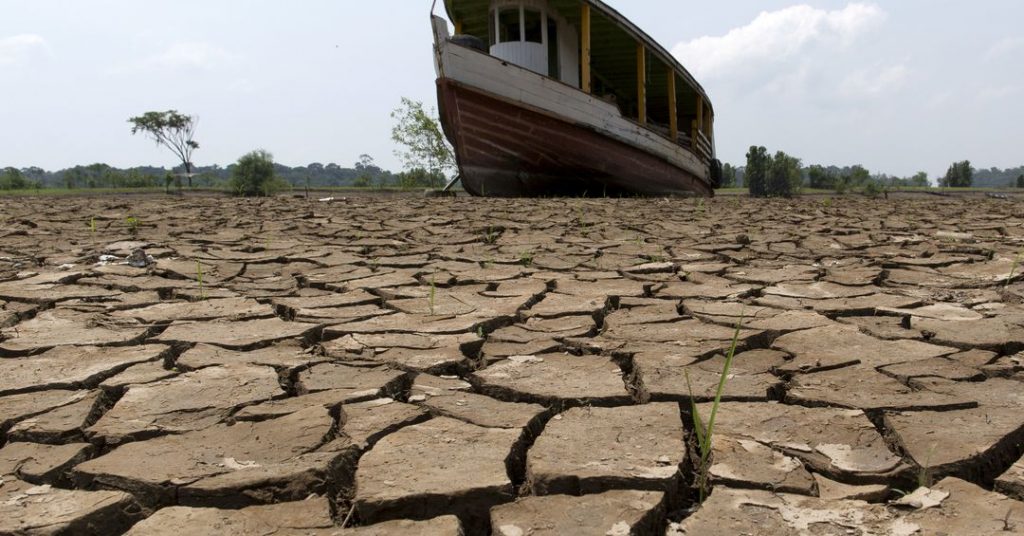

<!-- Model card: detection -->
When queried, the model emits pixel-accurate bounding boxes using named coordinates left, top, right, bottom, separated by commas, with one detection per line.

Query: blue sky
left=2, top=1, right=1022, bottom=178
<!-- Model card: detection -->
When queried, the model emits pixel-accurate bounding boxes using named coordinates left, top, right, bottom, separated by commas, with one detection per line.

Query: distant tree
left=0, top=167, right=29, bottom=190
left=720, top=163, right=737, bottom=188
left=941, top=160, right=973, bottom=188
left=229, top=150, right=282, bottom=197
left=1018, top=174, right=1024, bottom=188
left=767, top=151, right=802, bottom=198
left=910, top=171, right=929, bottom=187
left=391, top=97, right=457, bottom=180
left=745, top=146, right=770, bottom=197
left=807, top=165, right=836, bottom=189
left=354, top=154, right=381, bottom=188
left=128, top=110, right=199, bottom=188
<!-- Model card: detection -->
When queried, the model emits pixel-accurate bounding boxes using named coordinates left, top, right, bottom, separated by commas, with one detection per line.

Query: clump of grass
left=125, top=216, right=139, bottom=236
left=685, top=315, right=744, bottom=503
left=483, top=226, right=499, bottom=245
left=519, top=250, right=534, bottom=267
left=89, top=217, right=96, bottom=236
left=695, top=198, right=706, bottom=218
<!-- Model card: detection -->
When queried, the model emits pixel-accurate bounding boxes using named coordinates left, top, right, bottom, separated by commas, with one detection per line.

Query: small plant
left=89, top=217, right=96, bottom=236
left=125, top=216, right=139, bottom=236
left=519, top=250, right=534, bottom=267
left=821, top=197, right=832, bottom=208
left=918, top=443, right=937, bottom=488
left=695, top=198, right=706, bottom=218
left=1007, top=250, right=1023, bottom=289
left=428, top=270, right=437, bottom=315
left=484, top=225, right=499, bottom=245
left=196, top=261, right=206, bottom=300
left=685, top=315, right=744, bottom=503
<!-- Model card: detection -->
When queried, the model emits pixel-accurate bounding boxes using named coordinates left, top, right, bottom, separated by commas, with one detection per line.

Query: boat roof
left=442, top=0, right=712, bottom=114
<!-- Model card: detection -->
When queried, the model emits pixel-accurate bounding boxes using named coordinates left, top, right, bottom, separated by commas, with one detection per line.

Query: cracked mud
left=2, top=194, right=1024, bottom=534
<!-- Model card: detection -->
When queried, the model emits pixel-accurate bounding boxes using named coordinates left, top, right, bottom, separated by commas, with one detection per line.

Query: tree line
left=719, top=149, right=1024, bottom=197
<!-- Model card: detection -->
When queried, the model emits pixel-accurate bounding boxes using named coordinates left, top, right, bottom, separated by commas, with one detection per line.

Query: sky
left=1, top=0, right=1022, bottom=179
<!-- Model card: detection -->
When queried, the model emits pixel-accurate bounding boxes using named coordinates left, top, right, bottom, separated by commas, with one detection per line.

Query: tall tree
left=768, top=151, right=802, bottom=198
left=391, top=98, right=457, bottom=180
left=128, top=110, right=200, bottom=188
left=807, top=165, right=836, bottom=189
left=720, top=163, right=737, bottom=188
left=1018, top=174, right=1024, bottom=188
left=745, top=146, right=770, bottom=197
left=941, top=160, right=973, bottom=187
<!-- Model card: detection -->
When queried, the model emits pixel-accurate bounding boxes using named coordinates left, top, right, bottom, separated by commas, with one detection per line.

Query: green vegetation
left=229, top=150, right=284, bottom=197
left=940, top=160, right=973, bottom=188
left=125, top=216, right=139, bottom=236
left=720, top=163, right=737, bottom=188
left=1018, top=174, right=1024, bottom=188
left=746, top=146, right=802, bottom=198
left=196, top=261, right=206, bottom=300
left=685, top=315, right=744, bottom=502
left=128, top=110, right=199, bottom=188
left=391, top=97, right=456, bottom=187
left=0, top=167, right=39, bottom=190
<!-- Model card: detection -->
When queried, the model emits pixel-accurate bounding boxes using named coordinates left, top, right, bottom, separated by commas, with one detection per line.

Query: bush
left=230, top=150, right=284, bottom=197
left=862, top=180, right=882, bottom=198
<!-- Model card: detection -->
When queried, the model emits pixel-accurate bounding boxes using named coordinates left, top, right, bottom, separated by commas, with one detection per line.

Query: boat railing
left=692, top=130, right=713, bottom=162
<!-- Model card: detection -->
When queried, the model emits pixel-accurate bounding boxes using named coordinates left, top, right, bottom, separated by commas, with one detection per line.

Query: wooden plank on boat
left=637, top=43, right=647, bottom=126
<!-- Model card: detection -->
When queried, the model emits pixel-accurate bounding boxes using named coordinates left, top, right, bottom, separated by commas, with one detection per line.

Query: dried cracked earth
left=1, top=194, right=1024, bottom=535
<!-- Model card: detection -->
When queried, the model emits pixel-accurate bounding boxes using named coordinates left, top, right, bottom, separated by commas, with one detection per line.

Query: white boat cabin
left=486, top=0, right=580, bottom=87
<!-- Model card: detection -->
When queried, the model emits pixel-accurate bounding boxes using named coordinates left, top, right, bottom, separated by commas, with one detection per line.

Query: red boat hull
left=436, top=79, right=713, bottom=197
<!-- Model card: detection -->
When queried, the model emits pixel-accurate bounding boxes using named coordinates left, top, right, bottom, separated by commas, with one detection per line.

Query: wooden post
left=454, top=20, right=463, bottom=34
left=581, top=3, right=592, bottom=94
left=636, top=44, right=646, bottom=125
left=696, top=95, right=704, bottom=136
left=667, top=70, right=678, bottom=141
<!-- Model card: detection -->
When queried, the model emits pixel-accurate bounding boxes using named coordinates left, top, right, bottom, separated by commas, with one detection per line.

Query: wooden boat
left=431, top=0, right=720, bottom=197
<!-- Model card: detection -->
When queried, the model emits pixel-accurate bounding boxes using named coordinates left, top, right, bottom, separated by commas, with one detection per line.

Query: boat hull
left=436, top=78, right=713, bottom=198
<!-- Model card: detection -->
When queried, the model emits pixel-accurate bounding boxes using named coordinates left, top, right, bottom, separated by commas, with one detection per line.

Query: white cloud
left=984, top=37, right=1024, bottom=62
left=672, top=4, right=886, bottom=80
left=144, top=42, right=236, bottom=71
left=840, top=63, right=908, bottom=99
left=0, top=34, right=49, bottom=65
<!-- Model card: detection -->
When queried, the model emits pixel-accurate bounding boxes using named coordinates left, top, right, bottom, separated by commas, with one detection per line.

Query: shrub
left=230, top=150, right=284, bottom=197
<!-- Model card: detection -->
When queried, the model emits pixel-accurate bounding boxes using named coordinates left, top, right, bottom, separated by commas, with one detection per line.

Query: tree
left=910, top=171, right=929, bottom=187
left=807, top=165, right=836, bottom=189
left=745, top=146, right=770, bottom=197
left=720, top=163, right=737, bottom=188
left=1018, top=174, right=1024, bottom=188
left=229, top=150, right=282, bottom=197
left=767, top=151, right=802, bottom=198
left=128, top=110, right=199, bottom=188
left=0, top=167, right=29, bottom=190
left=941, top=160, right=973, bottom=188
left=391, top=98, right=457, bottom=180
left=354, top=154, right=380, bottom=188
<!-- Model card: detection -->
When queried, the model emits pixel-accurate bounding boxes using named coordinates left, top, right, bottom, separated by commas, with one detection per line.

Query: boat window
left=547, top=18, right=559, bottom=78
left=498, top=7, right=521, bottom=43
left=523, top=9, right=543, bottom=43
